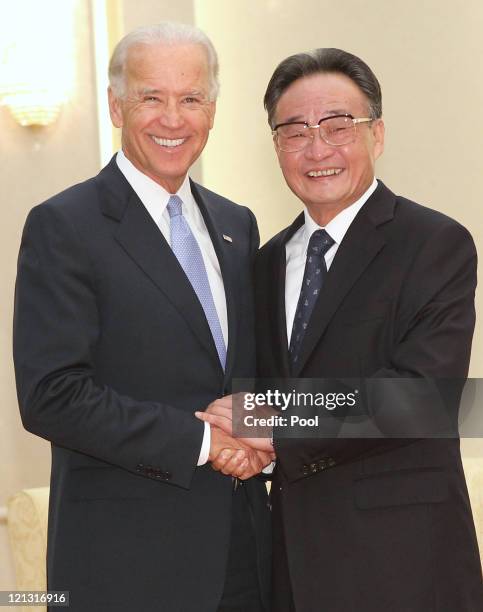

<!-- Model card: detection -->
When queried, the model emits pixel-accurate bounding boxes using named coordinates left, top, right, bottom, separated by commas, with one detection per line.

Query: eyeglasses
left=272, top=114, right=373, bottom=152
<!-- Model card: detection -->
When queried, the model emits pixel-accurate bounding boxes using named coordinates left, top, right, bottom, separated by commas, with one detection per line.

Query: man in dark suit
left=13, top=22, right=271, bottom=612
left=200, top=48, right=483, bottom=611
left=259, top=47, right=483, bottom=612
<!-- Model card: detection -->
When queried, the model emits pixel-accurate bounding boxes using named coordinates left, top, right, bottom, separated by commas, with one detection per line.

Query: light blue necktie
left=167, top=195, right=226, bottom=370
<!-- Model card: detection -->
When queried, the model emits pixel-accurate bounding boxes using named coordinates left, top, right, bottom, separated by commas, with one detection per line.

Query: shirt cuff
left=262, top=461, right=275, bottom=474
left=197, top=421, right=211, bottom=466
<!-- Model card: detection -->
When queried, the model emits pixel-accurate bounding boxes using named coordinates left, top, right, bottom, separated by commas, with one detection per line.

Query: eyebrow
left=137, top=88, right=162, bottom=96
left=137, top=87, right=206, bottom=97
left=281, top=109, right=349, bottom=123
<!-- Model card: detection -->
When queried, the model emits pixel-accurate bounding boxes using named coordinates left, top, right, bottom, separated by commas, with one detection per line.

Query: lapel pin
left=222, top=234, right=233, bottom=243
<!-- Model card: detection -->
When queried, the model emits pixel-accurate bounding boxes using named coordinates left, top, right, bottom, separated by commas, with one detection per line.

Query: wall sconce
left=2, top=88, right=64, bottom=127
left=0, top=0, right=75, bottom=128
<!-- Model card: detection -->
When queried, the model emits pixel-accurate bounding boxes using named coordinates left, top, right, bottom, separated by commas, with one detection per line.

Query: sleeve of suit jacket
left=13, top=202, right=205, bottom=489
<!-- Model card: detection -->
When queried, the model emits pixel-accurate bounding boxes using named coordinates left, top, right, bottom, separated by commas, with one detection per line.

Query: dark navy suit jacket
left=14, top=157, right=271, bottom=612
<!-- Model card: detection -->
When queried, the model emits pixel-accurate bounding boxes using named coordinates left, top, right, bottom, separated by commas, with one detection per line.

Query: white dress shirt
left=116, top=150, right=227, bottom=465
left=285, top=178, right=378, bottom=343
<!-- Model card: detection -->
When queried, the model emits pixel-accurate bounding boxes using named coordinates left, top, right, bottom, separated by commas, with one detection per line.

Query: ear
left=208, top=100, right=216, bottom=129
left=271, top=133, right=282, bottom=166
left=372, top=118, right=385, bottom=160
left=108, top=87, right=124, bottom=128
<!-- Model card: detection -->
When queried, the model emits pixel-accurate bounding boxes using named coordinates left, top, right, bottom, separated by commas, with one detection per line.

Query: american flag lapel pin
left=222, top=234, right=233, bottom=243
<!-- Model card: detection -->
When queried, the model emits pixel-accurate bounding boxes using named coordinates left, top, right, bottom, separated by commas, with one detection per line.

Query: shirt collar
left=116, top=149, right=193, bottom=222
left=301, top=177, right=378, bottom=254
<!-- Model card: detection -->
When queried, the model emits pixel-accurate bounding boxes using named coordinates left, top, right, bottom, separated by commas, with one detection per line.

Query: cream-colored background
left=1, top=0, right=482, bottom=591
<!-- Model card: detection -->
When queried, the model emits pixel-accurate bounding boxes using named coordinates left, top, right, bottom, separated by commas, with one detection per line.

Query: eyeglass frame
left=271, top=113, right=374, bottom=151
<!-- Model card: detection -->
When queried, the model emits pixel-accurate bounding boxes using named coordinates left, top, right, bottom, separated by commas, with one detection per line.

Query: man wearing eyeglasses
left=194, top=44, right=483, bottom=612
left=255, top=48, right=482, bottom=611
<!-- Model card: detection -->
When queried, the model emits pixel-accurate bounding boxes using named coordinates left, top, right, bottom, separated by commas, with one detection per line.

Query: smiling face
left=108, top=42, right=216, bottom=192
left=273, top=72, right=385, bottom=225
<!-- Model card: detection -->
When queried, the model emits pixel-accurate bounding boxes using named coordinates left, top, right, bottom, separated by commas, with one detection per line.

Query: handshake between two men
left=196, top=395, right=275, bottom=480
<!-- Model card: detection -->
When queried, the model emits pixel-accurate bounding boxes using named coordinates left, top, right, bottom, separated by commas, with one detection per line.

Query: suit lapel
left=96, top=159, right=223, bottom=373
left=292, top=182, right=396, bottom=376
left=273, top=213, right=305, bottom=377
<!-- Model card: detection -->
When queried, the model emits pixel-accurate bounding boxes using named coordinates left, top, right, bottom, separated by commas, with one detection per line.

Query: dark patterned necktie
left=289, top=229, right=335, bottom=370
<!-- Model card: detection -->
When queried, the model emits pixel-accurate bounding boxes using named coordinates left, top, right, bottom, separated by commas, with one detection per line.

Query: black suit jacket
left=255, top=181, right=482, bottom=612
left=13, top=158, right=270, bottom=612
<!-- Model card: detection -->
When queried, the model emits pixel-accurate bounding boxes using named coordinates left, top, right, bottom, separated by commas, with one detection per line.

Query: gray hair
left=264, top=48, right=382, bottom=128
left=109, top=21, right=219, bottom=100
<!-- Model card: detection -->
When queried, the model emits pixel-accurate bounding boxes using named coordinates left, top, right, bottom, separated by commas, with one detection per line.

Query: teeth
left=151, top=136, right=185, bottom=147
left=307, top=168, right=343, bottom=177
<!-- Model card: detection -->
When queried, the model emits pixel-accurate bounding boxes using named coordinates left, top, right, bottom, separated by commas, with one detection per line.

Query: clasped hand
left=196, top=394, right=275, bottom=480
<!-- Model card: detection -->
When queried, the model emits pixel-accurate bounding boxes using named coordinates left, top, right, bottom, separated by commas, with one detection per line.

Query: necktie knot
left=167, top=195, right=183, bottom=218
left=307, top=229, right=335, bottom=258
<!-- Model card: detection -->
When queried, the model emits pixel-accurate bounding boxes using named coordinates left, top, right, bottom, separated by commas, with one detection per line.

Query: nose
left=159, top=99, right=184, bottom=129
left=305, top=127, right=334, bottom=161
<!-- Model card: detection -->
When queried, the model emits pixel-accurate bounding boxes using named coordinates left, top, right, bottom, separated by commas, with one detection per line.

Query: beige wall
left=121, top=0, right=194, bottom=29
left=1, top=0, right=481, bottom=592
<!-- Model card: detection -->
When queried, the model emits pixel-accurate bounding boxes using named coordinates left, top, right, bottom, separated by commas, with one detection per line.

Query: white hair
left=108, top=21, right=219, bottom=100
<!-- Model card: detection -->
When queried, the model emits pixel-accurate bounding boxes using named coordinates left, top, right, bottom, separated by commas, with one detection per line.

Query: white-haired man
left=14, top=22, right=271, bottom=612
